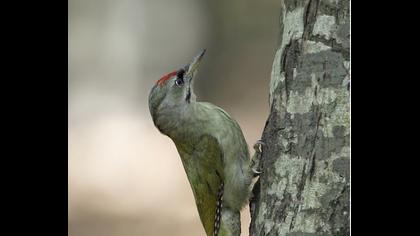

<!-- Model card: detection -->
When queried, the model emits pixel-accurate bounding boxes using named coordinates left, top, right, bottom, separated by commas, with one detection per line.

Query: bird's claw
left=253, top=140, right=265, bottom=154
left=252, top=168, right=262, bottom=177
left=251, top=140, right=265, bottom=177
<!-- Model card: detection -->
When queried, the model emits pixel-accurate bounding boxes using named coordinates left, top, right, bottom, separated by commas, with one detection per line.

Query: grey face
left=148, top=49, right=206, bottom=126
left=148, top=67, right=189, bottom=118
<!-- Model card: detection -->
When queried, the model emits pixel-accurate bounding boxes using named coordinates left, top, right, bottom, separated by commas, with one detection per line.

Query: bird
left=149, top=49, right=259, bottom=236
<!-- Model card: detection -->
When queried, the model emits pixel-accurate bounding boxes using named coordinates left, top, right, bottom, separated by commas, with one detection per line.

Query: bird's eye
left=175, top=78, right=184, bottom=86
left=175, top=68, right=185, bottom=86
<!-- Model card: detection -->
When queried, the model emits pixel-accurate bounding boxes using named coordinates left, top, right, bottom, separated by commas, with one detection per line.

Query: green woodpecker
left=149, top=50, right=259, bottom=236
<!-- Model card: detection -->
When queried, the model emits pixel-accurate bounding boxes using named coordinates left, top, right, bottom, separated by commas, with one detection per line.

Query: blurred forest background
left=69, top=0, right=281, bottom=235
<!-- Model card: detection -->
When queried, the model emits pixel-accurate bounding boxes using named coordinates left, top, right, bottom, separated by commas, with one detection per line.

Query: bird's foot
left=251, top=140, right=265, bottom=177
left=251, top=168, right=262, bottom=176
left=253, top=140, right=264, bottom=154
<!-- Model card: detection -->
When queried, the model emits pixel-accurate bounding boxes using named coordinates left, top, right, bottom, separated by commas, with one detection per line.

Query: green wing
left=176, top=134, right=224, bottom=236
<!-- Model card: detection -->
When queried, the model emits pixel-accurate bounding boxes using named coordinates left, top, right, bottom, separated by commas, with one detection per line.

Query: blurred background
left=69, top=0, right=281, bottom=235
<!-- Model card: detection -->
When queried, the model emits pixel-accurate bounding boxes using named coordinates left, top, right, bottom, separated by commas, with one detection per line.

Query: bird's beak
left=185, top=49, right=206, bottom=81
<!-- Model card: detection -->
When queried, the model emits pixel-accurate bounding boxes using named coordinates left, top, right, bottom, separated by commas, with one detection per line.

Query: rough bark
left=249, top=0, right=350, bottom=235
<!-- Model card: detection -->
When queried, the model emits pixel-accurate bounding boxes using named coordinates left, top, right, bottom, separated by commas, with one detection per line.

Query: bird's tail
left=217, top=208, right=241, bottom=236
left=213, top=183, right=241, bottom=236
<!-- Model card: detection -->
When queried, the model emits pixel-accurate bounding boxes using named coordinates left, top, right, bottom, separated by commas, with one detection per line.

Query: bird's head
left=148, top=49, right=206, bottom=130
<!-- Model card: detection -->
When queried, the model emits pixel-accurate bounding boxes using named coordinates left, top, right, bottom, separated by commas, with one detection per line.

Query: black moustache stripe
left=186, top=87, right=191, bottom=103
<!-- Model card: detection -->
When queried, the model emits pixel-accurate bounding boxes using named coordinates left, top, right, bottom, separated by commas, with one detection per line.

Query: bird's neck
left=154, top=102, right=197, bottom=142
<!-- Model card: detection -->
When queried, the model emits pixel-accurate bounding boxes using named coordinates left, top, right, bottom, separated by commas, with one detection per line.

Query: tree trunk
left=249, top=0, right=350, bottom=235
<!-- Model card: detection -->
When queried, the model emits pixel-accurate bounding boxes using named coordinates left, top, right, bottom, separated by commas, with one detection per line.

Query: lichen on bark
left=249, top=0, right=349, bottom=235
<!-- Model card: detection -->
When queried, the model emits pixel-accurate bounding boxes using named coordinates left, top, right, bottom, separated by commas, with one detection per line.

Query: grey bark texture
left=249, top=0, right=350, bottom=235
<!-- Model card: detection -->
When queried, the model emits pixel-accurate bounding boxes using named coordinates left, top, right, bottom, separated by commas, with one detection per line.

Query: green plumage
left=176, top=134, right=224, bottom=235
left=149, top=50, right=251, bottom=236
left=174, top=103, right=251, bottom=236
